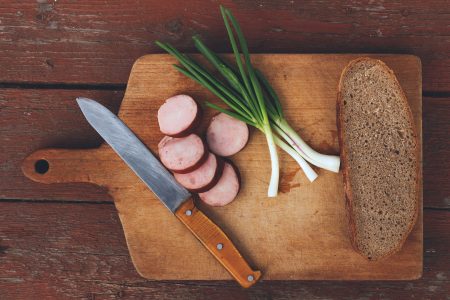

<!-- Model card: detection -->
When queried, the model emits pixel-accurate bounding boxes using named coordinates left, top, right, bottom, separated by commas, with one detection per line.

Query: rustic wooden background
left=0, top=0, right=448, bottom=299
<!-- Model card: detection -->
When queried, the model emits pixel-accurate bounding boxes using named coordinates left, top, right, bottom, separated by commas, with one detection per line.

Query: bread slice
left=337, top=57, right=419, bottom=260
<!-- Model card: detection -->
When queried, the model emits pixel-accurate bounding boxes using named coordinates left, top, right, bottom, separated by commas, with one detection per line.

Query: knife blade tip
left=76, top=97, right=92, bottom=105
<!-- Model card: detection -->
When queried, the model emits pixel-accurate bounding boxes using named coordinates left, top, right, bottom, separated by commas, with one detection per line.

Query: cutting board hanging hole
left=34, top=159, right=49, bottom=174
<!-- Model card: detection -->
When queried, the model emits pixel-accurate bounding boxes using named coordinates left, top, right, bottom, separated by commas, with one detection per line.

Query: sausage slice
left=199, top=162, right=240, bottom=206
left=206, top=113, right=249, bottom=156
left=158, top=134, right=207, bottom=173
left=157, top=95, right=201, bottom=137
left=174, top=153, right=223, bottom=193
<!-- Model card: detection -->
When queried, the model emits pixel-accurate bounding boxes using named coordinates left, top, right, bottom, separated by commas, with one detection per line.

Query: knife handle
left=175, top=197, right=261, bottom=288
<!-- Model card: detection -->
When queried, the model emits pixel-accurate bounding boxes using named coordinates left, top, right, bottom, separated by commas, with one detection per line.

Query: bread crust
left=336, top=57, right=420, bottom=260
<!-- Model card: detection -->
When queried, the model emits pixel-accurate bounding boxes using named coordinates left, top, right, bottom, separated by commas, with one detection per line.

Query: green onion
left=256, top=69, right=341, bottom=173
left=156, top=6, right=340, bottom=196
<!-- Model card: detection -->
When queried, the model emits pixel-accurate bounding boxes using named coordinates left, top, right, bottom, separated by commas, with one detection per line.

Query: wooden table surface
left=0, top=1, right=448, bottom=299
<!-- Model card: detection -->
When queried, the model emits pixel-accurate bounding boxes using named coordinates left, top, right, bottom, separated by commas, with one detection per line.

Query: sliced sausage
left=174, top=153, right=224, bottom=193
left=158, top=134, right=207, bottom=173
left=199, top=162, right=240, bottom=207
left=157, top=94, right=201, bottom=137
left=206, top=113, right=249, bottom=157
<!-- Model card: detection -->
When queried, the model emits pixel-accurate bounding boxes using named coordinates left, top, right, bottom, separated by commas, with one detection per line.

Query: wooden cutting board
left=22, top=54, right=422, bottom=280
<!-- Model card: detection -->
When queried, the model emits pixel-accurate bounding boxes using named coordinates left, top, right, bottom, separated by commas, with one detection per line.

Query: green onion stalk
left=255, top=70, right=341, bottom=173
left=156, top=6, right=339, bottom=196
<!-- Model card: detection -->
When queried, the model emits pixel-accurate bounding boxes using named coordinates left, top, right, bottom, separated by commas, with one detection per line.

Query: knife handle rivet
left=216, top=243, right=223, bottom=250
left=247, top=275, right=254, bottom=282
left=185, top=209, right=192, bottom=216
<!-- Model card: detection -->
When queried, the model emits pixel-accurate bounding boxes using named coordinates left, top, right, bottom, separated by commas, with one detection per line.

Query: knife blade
left=76, top=97, right=190, bottom=212
left=76, top=97, right=261, bottom=288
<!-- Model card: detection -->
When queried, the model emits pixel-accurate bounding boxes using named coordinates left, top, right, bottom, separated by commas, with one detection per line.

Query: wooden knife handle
left=175, top=197, right=261, bottom=288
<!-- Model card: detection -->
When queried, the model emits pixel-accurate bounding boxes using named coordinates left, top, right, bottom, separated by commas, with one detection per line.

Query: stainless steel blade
left=76, top=97, right=191, bottom=212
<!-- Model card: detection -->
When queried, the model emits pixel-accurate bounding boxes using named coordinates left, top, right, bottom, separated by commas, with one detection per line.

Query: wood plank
left=0, top=202, right=447, bottom=299
left=0, top=0, right=449, bottom=91
left=20, top=54, right=424, bottom=281
left=423, top=98, right=450, bottom=209
left=0, top=88, right=124, bottom=201
left=1, top=89, right=448, bottom=208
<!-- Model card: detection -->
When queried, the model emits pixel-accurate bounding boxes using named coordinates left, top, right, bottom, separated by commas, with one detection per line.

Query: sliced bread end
left=337, top=57, right=420, bottom=260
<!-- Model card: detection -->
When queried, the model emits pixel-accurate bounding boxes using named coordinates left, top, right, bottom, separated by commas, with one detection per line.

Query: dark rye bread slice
left=337, top=57, right=419, bottom=260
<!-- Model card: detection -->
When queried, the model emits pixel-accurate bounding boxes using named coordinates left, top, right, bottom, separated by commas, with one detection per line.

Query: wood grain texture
left=1, top=89, right=448, bottom=209
left=0, top=0, right=449, bottom=91
left=0, top=88, right=123, bottom=201
left=0, top=1, right=447, bottom=297
left=175, top=198, right=261, bottom=288
left=21, top=54, right=423, bottom=280
left=0, top=202, right=448, bottom=299
left=423, top=97, right=450, bottom=209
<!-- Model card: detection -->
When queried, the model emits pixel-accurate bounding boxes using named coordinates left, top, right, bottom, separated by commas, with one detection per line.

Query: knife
left=76, top=97, right=261, bottom=288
